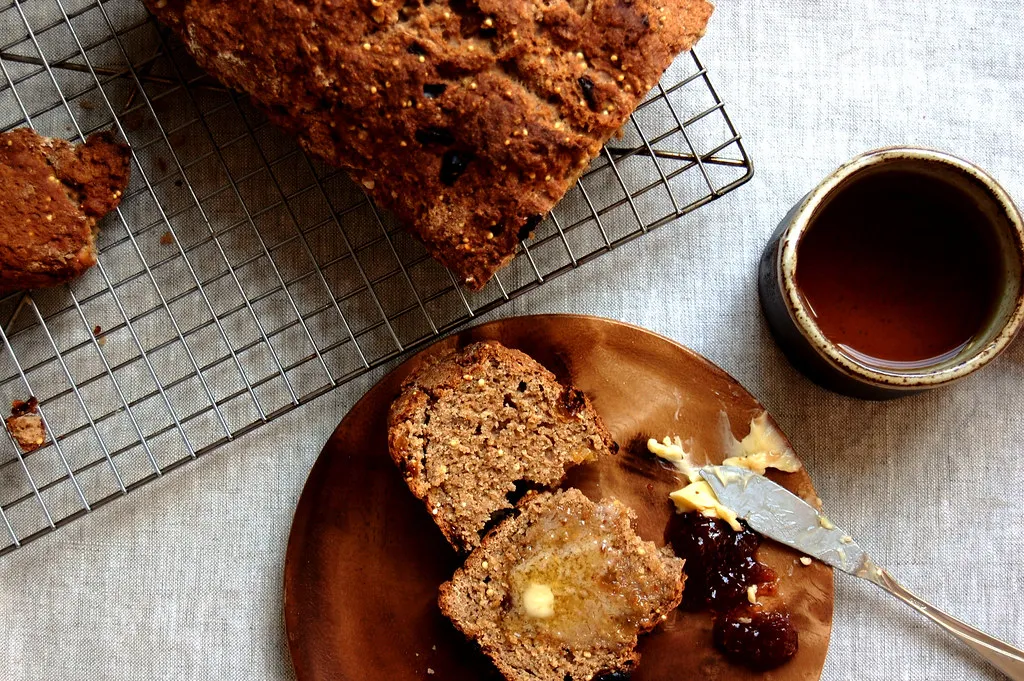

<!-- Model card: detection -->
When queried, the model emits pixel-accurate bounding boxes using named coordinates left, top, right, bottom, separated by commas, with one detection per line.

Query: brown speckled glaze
left=284, top=314, right=834, bottom=681
left=759, top=148, right=1024, bottom=400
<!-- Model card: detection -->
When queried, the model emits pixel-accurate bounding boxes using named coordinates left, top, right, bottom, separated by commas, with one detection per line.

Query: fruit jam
left=667, top=512, right=798, bottom=670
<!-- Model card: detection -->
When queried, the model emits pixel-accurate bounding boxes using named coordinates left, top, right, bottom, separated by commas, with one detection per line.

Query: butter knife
left=699, top=465, right=1024, bottom=681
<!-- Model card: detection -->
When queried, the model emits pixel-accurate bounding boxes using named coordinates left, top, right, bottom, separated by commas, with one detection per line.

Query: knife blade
left=696, top=465, right=1024, bottom=680
left=697, top=465, right=876, bottom=577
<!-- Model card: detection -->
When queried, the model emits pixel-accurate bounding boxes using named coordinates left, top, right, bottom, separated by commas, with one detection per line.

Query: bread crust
left=146, top=0, right=713, bottom=288
left=0, top=128, right=130, bottom=293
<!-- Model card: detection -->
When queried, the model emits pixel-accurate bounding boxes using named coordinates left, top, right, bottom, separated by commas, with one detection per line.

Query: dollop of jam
left=667, top=512, right=798, bottom=670
left=713, top=610, right=799, bottom=671
left=667, top=512, right=776, bottom=611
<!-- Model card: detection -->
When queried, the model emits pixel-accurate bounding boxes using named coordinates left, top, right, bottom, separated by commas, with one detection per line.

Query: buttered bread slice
left=439, top=489, right=685, bottom=681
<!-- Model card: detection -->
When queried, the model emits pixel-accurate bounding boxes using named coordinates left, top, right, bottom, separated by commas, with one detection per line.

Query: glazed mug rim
left=777, top=146, right=1024, bottom=390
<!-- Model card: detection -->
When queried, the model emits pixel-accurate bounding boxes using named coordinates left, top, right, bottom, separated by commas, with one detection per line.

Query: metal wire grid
left=0, top=0, right=752, bottom=556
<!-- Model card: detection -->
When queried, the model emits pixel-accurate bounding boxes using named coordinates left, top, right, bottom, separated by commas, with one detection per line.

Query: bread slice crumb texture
left=388, top=341, right=615, bottom=552
left=439, top=489, right=685, bottom=681
left=0, top=127, right=130, bottom=292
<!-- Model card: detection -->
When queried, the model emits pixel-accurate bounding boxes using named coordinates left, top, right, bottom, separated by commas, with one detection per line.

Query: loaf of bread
left=388, top=341, right=615, bottom=552
left=145, top=0, right=713, bottom=288
left=439, top=489, right=685, bottom=681
left=0, top=128, right=130, bottom=293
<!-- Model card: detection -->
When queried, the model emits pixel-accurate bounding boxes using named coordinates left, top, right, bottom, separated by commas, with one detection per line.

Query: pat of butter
left=647, top=436, right=701, bottom=483
left=522, top=583, right=555, bottom=619
left=722, top=412, right=802, bottom=475
left=669, top=480, right=742, bottom=531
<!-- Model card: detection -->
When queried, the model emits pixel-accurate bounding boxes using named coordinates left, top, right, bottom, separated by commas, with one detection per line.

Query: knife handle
left=866, top=567, right=1024, bottom=680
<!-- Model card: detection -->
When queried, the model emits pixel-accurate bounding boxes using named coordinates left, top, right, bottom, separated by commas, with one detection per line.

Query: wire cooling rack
left=0, top=0, right=752, bottom=556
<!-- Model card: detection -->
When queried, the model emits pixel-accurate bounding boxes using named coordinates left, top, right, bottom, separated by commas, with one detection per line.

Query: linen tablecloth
left=3, top=1, right=1023, bottom=679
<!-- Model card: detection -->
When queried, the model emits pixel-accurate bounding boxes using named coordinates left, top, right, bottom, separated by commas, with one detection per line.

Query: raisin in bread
left=145, top=0, right=713, bottom=288
left=0, top=128, right=130, bottom=293
left=439, top=489, right=685, bottom=681
left=388, top=341, right=615, bottom=552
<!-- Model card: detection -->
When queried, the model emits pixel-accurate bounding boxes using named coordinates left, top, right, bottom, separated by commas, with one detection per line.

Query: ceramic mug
left=758, top=147, right=1024, bottom=400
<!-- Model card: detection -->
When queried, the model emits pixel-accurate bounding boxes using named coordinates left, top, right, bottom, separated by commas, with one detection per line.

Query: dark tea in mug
left=758, top=147, right=1024, bottom=399
left=795, top=170, right=1005, bottom=370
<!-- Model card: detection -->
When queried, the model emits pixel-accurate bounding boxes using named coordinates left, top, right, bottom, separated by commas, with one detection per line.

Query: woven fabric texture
left=3, top=1, right=1023, bottom=680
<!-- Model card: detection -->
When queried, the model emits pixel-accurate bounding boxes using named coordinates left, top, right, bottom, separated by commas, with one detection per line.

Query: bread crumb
left=6, top=397, right=46, bottom=453
left=799, top=557, right=813, bottom=566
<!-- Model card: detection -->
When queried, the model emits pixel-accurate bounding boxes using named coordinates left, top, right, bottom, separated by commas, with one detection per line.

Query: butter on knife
left=650, top=412, right=802, bottom=532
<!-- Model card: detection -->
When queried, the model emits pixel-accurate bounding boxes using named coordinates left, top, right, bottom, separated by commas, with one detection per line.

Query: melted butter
left=669, top=481, right=742, bottom=531
left=503, top=500, right=668, bottom=648
left=721, top=412, right=802, bottom=475
left=647, top=436, right=701, bottom=482
left=522, top=583, right=554, bottom=618
left=655, top=412, right=799, bottom=536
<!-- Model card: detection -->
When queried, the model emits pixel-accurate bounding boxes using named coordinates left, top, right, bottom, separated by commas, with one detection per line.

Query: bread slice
left=439, top=489, right=685, bottom=681
left=388, top=341, right=614, bottom=552
left=145, top=0, right=714, bottom=289
left=0, top=128, right=130, bottom=293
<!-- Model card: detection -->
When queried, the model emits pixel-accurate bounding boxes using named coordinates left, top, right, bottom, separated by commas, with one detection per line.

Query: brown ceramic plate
left=284, top=314, right=834, bottom=681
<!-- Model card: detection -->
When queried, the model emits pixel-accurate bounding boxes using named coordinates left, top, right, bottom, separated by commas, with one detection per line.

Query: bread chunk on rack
left=388, top=341, right=615, bottom=552
left=439, top=489, right=685, bottom=681
left=6, top=397, right=46, bottom=453
left=0, top=128, right=130, bottom=293
left=145, top=0, right=713, bottom=289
